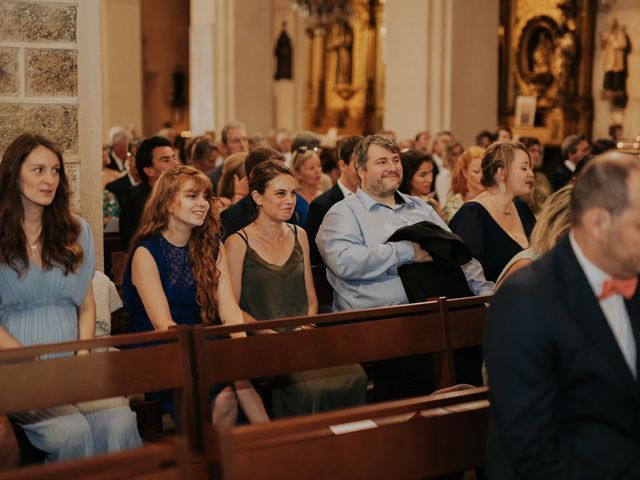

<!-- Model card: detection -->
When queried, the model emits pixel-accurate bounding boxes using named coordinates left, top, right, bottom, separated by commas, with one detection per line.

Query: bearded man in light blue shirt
left=317, top=134, right=494, bottom=312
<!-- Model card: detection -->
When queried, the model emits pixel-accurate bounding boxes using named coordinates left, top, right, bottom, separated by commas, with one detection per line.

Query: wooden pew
left=440, top=295, right=489, bottom=352
left=0, top=437, right=193, bottom=480
left=0, top=327, right=199, bottom=447
left=205, top=386, right=489, bottom=479
left=192, top=300, right=456, bottom=448
left=439, top=296, right=490, bottom=386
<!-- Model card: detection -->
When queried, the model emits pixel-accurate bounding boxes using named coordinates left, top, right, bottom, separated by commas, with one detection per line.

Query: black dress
left=449, top=198, right=536, bottom=283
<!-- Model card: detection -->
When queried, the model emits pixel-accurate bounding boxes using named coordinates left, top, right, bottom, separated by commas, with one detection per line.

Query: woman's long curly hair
left=129, top=166, right=221, bottom=325
left=0, top=133, right=82, bottom=276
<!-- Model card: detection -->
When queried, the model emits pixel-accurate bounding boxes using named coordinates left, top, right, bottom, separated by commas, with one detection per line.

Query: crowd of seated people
left=1, top=118, right=628, bottom=474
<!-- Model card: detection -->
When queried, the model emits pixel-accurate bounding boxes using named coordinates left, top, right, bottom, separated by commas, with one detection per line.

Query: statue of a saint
left=532, top=31, right=554, bottom=75
left=274, top=22, right=293, bottom=80
left=330, top=21, right=354, bottom=85
left=600, top=18, right=629, bottom=94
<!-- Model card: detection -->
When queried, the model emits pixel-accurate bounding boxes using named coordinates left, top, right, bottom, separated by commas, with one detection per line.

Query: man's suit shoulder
left=311, top=183, right=344, bottom=208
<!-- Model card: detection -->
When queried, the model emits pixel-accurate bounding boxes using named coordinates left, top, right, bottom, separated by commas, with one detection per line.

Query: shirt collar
left=336, top=178, right=355, bottom=198
left=564, top=159, right=576, bottom=173
left=355, top=188, right=416, bottom=211
left=569, top=231, right=611, bottom=298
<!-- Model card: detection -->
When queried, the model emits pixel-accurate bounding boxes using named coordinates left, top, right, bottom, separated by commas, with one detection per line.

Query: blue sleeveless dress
left=123, top=235, right=229, bottom=417
left=124, top=235, right=203, bottom=333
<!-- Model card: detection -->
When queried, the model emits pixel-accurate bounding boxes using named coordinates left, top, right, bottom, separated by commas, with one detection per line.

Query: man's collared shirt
left=336, top=178, right=355, bottom=199
left=570, top=232, right=637, bottom=379
left=110, top=151, right=125, bottom=172
left=564, top=159, right=576, bottom=173
left=317, top=188, right=494, bottom=311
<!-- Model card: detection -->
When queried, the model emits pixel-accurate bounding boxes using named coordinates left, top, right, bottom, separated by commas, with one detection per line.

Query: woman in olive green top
left=225, top=160, right=367, bottom=418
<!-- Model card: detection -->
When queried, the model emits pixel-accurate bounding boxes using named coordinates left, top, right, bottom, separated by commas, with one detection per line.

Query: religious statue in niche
left=555, top=0, right=578, bottom=97
left=600, top=18, right=630, bottom=105
left=532, top=31, right=554, bottom=74
left=274, top=22, right=293, bottom=80
left=518, top=19, right=558, bottom=100
left=330, top=20, right=354, bottom=86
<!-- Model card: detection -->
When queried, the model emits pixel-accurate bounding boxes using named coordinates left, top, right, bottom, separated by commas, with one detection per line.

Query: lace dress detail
left=123, top=235, right=202, bottom=333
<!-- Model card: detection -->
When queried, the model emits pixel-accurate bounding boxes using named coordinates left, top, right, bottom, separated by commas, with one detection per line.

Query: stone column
left=384, top=0, right=498, bottom=145
left=189, top=0, right=236, bottom=135
left=0, top=0, right=103, bottom=268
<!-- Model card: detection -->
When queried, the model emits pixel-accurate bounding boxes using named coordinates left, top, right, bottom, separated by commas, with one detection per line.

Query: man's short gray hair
left=108, top=126, right=132, bottom=145
left=221, top=121, right=247, bottom=146
left=353, top=134, right=400, bottom=171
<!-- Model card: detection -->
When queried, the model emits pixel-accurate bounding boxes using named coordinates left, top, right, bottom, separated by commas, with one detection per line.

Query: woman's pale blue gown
left=0, top=218, right=141, bottom=461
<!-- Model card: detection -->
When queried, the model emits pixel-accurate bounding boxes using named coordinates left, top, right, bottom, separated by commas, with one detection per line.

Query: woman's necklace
left=489, top=195, right=512, bottom=216
left=24, top=222, right=42, bottom=252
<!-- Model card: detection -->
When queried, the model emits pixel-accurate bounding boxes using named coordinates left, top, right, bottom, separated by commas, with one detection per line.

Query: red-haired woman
left=123, top=165, right=268, bottom=425
left=0, top=133, right=141, bottom=462
left=442, top=146, right=485, bottom=222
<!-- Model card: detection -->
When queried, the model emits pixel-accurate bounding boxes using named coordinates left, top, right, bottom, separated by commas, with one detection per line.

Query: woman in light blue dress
left=0, top=134, right=141, bottom=462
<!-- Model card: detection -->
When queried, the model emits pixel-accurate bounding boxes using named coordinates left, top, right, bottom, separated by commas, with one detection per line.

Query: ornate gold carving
left=501, top=0, right=595, bottom=143
left=303, top=0, right=383, bottom=134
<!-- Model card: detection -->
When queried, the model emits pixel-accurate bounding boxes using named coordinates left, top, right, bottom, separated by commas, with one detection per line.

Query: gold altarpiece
left=499, top=0, right=596, bottom=144
left=303, top=0, right=385, bottom=135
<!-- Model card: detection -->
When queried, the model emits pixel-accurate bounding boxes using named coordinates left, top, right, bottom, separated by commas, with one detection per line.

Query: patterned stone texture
left=0, top=104, right=78, bottom=155
left=0, top=2, right=77, bottom=43
left=26, top=48, right=77, bottom=97
left=0, top=47, right=19, bottom=96
left=64, top=161, right=80, bottom=211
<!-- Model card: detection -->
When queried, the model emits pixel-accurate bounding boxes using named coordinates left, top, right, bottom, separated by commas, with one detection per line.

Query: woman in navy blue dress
left=449, top=141, right=536, bottom=282
left=123, top=165, right=268, bottom=425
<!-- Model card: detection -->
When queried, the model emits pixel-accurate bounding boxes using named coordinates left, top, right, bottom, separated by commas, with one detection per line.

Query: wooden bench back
left=0, top=437, right=192, bottom=480
left=206, top=386, right=489, bottom=480
left=0, top=327, right=199, bottom=445
left=192, top=300, right=456, bottom=445
left=440, top=295, right=489, bottom=350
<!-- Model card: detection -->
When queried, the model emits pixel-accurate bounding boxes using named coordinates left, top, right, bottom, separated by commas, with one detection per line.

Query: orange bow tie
left=599, top=277, right=638, bottom=300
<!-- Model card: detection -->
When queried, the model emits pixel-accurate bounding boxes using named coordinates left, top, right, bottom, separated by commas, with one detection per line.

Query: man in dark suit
left=305, top=135, right=361, bottom=265
left=119, top=136, right=179, bottom=248
left=550, top=134, right=590, bottom=191
left=106, top=141, right=140, bottom=209
left=484, top=152, right=640, bottom=479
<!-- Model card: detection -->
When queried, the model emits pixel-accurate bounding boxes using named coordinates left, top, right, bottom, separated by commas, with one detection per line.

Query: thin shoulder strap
left=235, top=229, right=249, bottom=244
left=288, top=223, right=298, bottom=237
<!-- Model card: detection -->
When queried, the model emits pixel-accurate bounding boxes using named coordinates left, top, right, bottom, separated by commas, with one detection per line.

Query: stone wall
left=0, top=0, right=104, bottom=268
left=0, top=0, right=80, bottom=205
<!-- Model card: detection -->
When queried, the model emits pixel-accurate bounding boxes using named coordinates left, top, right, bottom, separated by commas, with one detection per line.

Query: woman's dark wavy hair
left=399, top=149, right=436, bottom=195
left=0, top=133, right=82, bottom=276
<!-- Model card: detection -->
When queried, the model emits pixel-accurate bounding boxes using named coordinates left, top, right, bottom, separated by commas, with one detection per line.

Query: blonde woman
left=449, top=141, right=536, bottom=282
left=496, top=184, right=574, bottom=287
left=292, top=147, right=323, bottom=225
left=217, top=151, right=249, bottom=207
